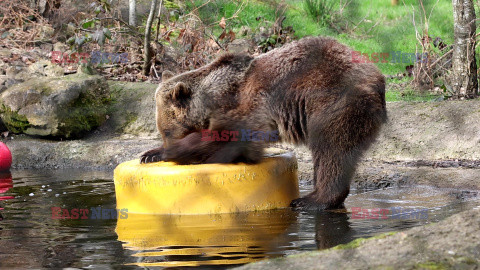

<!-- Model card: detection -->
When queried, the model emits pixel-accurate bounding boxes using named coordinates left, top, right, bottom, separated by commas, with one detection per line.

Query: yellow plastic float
left=114, top=148, right=299, bottom=215
left=116, top=210, right=297, bottom=267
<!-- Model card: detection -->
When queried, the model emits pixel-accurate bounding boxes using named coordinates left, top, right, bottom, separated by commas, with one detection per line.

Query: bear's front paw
left=290, top=197, right=330, bottom=212
left=140, top=147, right=165, bottom=164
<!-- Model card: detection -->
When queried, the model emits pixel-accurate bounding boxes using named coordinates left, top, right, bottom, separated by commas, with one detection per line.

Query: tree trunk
left=35, top=0, right=61, bottom=18
left=129, top=0, right=137, bottom=26
left=155, top=0, right=164, bottom=42
left=143, top=0, right=159, bottom=76
left=451, top=0, right=478, bottom=99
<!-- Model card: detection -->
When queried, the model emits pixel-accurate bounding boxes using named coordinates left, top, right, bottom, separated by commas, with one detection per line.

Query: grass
left=385, top=77, right=444, bottom=102
left=303, top=0, right=335, bottom=26
left=385, top=89, right=442, bottom=102
left=182, top=0, right=455, bottom=76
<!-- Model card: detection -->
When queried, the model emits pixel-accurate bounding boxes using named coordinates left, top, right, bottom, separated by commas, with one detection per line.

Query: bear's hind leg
left=290, top=93, right=384, bottom=211
left=290, top=145, right=358, bottom=210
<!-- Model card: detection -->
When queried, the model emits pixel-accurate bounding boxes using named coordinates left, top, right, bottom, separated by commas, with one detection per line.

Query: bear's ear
left=171, top=82, right=192, bottom=103
left=162, top=70, right=174, bottom=81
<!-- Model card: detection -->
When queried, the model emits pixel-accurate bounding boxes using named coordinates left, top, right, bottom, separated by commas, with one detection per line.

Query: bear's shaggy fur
left=141, top=36, right=386, bottom=210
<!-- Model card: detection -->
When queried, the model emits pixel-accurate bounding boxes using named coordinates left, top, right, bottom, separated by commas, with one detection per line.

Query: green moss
left=373, top=266, right=395, bottom=270
left=414, top=261, right=448, bottom=270
left=0, top=104, right=31, bottom=133
left=77, top=63, right=98, bottom=75
left=56, top=83, right=110, bottom=138
left=119, top=112, right=138, bottom=132
left=164, top=0, right=180, bottom=9
left=332, top=232, right=397, bottom=250
left=331, top=237, right=366, bottom=250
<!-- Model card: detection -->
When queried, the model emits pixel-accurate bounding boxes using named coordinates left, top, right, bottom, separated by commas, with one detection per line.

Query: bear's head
left=154, top=54, right=254, bottom=147
left=154, top=70, right=201, bottom=147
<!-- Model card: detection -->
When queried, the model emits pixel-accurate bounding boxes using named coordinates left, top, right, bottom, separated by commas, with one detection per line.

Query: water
left=0, top=170, right=478, bottom=269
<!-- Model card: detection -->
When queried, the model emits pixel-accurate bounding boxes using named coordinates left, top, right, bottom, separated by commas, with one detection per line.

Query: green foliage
left=164, top=0, right=180, bottom=9
left=82, top=19, right=97, bottom=29
left=185, top=0, right=278, bottom=32
left=183, top=0, right=454, bottom=76
left=65, top=1, right=120, bottom=51
left=385, top=89, right=442, bottom=102
left=303, top=0, right=335, bottom=26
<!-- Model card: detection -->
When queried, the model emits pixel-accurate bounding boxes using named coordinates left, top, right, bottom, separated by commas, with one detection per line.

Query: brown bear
left=141, top=36, right=387, bottom=210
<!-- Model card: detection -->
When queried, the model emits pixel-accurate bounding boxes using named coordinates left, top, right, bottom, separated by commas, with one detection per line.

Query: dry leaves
left=219, top=17, right=226, bottom=29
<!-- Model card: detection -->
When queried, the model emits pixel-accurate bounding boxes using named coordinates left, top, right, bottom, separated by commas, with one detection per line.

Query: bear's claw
left=140, top=147, right=165, bottom=164
left=290, top=197, right=332, bottom=212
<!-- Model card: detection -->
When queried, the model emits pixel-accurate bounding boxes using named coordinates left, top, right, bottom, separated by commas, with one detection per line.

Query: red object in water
left=0, top=172, right=13, bottom=201
left=0, top=142, right=12, bottom=172
left=0, top=173, right=12, bottom=194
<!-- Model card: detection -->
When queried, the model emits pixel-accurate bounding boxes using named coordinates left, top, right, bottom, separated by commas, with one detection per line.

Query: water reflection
left=0, top=171, right=478, bottom=269
left=0, top=172, right=13, bottom=202
left=0, top=171, right=13, bottom=221
left=314, top=210, right=356, bottom=249
left=116, top=210, right=298, bottom=268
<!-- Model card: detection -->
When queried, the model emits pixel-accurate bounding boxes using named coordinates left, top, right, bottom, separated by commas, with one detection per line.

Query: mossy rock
left=0, top=117, right=9, bottom=133
left=0, top=74, right=110, bottom=138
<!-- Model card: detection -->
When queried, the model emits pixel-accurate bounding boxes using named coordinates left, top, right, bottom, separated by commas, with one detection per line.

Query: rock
left=77, top=63, right=98, bottom=75
left=227, top=39, right=254, bottom=54
left=237, top=208, right=480, bottom=270
left=44, top=65, right=64, bottom=77
left=14, top=71, right=32, bottom=82
left=4, top=78, right=19, bottom=88
left=0, top=78, right=6, bottom=131
left=2, top=60, right=63, bottom=89
left=239, top=26, right=251, bottom=36
left=0, top=49, right=12, bottom=58
left=56, top=23, right=77, bottom=42
left=27, top=60, right=64, bottom=77
left=29, top=60, right=64, bottom=77
left=36, top=25, right=55, bottom=41
left=0, top=61, right=7, bottom=75
left=53, top=42, right=69, bottom=53
left=0, top=74, right=110, bottom=138
left=0, top=75, right=6, bottom=88
left=5, top=66, right=23, bottom=77
left=0, top=119, right=6, bottom=132
left=40, top=43, right=54, bottom=52
left=27, top=60, right=49, bottom=74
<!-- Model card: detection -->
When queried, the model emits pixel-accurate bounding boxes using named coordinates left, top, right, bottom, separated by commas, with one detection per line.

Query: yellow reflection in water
left=116, top=210, right=297, bottom=267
